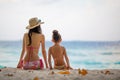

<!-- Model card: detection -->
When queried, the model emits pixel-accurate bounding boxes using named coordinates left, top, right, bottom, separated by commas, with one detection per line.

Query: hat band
left=29, top=22, right=39, bottom=27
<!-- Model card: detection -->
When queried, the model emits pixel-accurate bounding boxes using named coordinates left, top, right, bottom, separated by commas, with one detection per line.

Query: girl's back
left=49, top=44, right=66, bottom=66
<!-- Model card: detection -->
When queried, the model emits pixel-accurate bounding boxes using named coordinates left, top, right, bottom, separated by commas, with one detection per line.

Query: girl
left=48, top=30, right=72, bottom=70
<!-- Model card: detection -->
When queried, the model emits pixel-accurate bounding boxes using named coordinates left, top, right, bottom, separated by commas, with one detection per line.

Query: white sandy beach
left=0, top=67, right=120, bottom=80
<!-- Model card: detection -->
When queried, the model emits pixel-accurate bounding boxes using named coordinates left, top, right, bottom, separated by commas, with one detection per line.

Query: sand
left=0, top=67, right=120, bottom=80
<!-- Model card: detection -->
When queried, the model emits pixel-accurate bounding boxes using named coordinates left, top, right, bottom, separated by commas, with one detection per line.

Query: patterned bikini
left=22, top=46, right=44, bottom=70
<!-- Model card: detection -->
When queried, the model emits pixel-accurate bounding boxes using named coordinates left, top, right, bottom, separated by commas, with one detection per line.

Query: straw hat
left=26, top=17, right=44, bottom=29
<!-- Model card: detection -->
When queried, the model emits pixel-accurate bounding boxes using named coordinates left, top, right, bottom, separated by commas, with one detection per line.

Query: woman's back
left=17, top=17, right=48, bottom=69
left=25, top=32, right=44, bottom=47
left=24, top=33, right=44, bottom=61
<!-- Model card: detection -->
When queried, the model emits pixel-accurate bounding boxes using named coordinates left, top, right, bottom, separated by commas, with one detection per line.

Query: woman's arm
left=17, top=34, right=26, bottom=68
left=48, top=47, right=52, bottom=69
left=41, top=35, right=48, bottom=68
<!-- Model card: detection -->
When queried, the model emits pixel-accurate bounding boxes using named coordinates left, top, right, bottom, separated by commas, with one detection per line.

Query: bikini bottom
left=54, top=65, right=65, bottom=70
left=23, top=59, right=44, bottom=70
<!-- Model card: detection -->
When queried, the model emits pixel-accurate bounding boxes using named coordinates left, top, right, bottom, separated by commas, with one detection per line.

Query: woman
left=48, top=30, right=72, bottom=70
left=17, top=17, right=48, bottom=69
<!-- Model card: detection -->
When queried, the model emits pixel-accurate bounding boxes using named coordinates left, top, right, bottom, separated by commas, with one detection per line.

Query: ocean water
left=0, top=41, right=120, bottom=70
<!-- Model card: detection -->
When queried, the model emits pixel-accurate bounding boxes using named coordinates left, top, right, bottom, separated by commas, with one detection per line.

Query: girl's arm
left=48, top=47, right=52, bottom=69
left=63, top=47, right=72, bottom=69
left=17, top=34, right=26, bottom=68
left=41, top=35, right=48, bottom=68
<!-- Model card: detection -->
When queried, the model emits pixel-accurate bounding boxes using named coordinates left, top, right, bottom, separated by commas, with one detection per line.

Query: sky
left=0, top=0, right=120, bottom=41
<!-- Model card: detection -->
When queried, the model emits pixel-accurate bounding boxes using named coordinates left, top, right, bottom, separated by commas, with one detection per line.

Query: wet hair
left=52, top=30, right=61, bottom=42
left=28, top=25, right=42, bottom=46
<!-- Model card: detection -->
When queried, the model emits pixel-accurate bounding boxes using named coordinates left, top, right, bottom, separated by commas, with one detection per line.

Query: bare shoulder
left=49, top=46, right=51, bottom=50
left=61, top=46, right=66, bottom=50
left=49, top=45, right=56, bottom=51
left=40, top=34, right=45, bottom=39
left=40, top=34, right=44, bottom=36
left=48, top=46, right=53, bottom=52
left=50, top=46, right=54, bottom=49
left=23, top=33, right=28, bottom=38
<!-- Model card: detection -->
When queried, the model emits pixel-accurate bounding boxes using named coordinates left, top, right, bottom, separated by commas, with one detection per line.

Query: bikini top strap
left=27, top=46, right=39, bottom=50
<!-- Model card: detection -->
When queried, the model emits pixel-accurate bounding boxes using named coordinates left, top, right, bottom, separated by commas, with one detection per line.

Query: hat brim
left=26, top=22, right=44, bottom=29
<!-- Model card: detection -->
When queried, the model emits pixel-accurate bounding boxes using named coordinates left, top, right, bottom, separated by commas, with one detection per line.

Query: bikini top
left=27, top=46, right=39, bottom=51
left=26, top=46, right=39, bottom=61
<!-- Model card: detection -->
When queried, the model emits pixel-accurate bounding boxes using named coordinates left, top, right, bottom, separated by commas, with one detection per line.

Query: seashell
left=81, top=69, right=88, bottom=76
left=33, top=76, right=39, bottom=80
left=78, top=68, right=81, bottom=74
left=58, top=70, right=70, bottom=74
left=105, top=70, right=110, bottom=75
left=51, top=71, right=54, bottom=74
left=4, top=73, right=13, bottom=77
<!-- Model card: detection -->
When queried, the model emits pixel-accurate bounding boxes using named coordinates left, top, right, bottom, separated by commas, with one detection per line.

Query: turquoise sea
left=0, top=41, right=120, bottom=69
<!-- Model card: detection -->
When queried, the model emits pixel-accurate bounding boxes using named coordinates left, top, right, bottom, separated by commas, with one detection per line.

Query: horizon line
left=0, top=40, right=120, bottom=42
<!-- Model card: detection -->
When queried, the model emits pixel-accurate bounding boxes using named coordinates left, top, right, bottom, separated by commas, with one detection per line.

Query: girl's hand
left=67, top=66, right=73, bottom=70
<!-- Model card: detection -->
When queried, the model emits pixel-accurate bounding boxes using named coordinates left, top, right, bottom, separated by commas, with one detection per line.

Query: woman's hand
left=50, top=67, right=53, bottom=70
left=17, top=60, right=23, bottom=68
left=17, top=63, right=21, bottom=68
left=46, top=64, right=48, bottom=69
